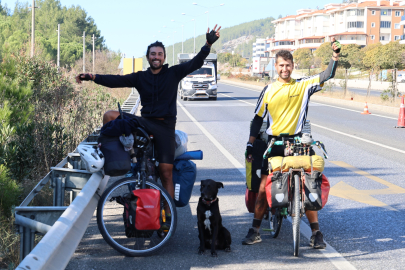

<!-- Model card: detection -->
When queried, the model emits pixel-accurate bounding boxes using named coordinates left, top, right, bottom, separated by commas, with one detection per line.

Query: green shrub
left=0, top=165, right=20, bottom=218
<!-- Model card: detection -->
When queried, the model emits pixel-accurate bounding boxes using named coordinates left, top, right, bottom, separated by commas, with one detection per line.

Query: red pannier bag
left=115, top=189, right=161, bottom=238
left=265, top=172, right=289, bottom=209
left=132, top=189, right=161, bottom=230
left=245, top=188, right=258, bottom=213
left=303, top=172, right=330, bottom=211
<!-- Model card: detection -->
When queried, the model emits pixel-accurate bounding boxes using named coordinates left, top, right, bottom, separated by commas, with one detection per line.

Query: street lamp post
left=56, top=24, right=60, bottom=67
left=29, top=0, right=38, bottom=57
left=192, top=3, right=224, bottom=29
left=171, top=20, right=184, bottom=53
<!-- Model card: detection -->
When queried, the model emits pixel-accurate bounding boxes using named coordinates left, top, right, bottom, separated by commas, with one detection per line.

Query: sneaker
left=161, top=215, right=171, bottom=232
left=310, top=231, right=326, bottom=249
left=242, top=228, right=262, bottom=245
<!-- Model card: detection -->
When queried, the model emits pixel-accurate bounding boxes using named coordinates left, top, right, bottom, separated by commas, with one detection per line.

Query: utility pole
left=92, top=34, right=95, bottom=73
left=57, top=24, right=60, bottom=67
left=82, top=31, right=85, bottom=73
left=182, top=25, right=184, bottom=53
left=30, top=0, right=37, bottom=57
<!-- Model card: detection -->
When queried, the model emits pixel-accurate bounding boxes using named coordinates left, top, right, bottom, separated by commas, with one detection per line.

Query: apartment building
left=269, top=0, right=405, bottom=56
left=252, top=38, right=266, bottom=57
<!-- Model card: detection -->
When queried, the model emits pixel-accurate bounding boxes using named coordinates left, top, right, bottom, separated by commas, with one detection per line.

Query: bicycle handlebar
left=262, top=137, right=328, bottom=159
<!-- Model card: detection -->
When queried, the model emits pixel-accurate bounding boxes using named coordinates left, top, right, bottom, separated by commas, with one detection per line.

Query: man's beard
left=279, top=71, right=290, bottom=79
left=149, top=59, right=163, bottom=70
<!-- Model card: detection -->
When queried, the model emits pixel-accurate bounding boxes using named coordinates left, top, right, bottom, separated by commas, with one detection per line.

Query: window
left=347, top=21, right=365, bottom=28
left=347, top=9, right=364, bottom=16
left=371, top=10, right=376, bottom=15
left=381, top=9, right=391, bottom=16
left=381, top=21, right=391, bottom=28
left=395, top=35, right=400, bottom=40
left=395, top=11, right=401, bottom=17
left=380, top=36, right=385, bottom=41
left=371, top=35, right=375, bottom=40
left=371, top=22, right=375, bottom=27
left=395, top=23, right=400, bottom=29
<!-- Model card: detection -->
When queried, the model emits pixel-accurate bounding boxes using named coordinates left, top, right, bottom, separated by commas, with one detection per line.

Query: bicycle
left=264, top=133, right=328, bottom=257
left=96, top=105, right=177, bottom=257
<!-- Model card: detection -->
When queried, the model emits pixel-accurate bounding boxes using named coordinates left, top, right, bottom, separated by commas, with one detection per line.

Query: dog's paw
left=198, top=247, right=205, bottom=255
left=211, top=251, right=218, bottom=257
left=225, top=247, right=231, bottom=252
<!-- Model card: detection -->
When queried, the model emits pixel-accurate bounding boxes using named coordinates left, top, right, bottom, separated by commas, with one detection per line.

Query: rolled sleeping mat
left=175, top=150, right=203, bottom=160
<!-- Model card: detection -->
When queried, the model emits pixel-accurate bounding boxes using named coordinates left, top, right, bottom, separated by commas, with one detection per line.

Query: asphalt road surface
left=66, top=82, right=405, bottom=270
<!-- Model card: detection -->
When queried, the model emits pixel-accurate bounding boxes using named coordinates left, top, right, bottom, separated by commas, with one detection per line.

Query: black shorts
left=122, top=113, right=176, bottom=165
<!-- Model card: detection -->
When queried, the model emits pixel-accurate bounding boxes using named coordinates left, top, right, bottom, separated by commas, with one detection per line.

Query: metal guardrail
left=14, top=128, right=110, bottom=270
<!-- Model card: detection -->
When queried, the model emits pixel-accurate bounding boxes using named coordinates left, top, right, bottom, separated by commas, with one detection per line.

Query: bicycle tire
left=292, top=174, right=301, bottom=257
left=269, top=208, right=283, bottom=238
left=97, top=177, right=177, bottom=257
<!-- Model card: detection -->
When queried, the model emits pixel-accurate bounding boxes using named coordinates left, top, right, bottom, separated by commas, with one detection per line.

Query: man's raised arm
left=175, top=24, right=221, bottom=78
left=318, top=37, right=341, bottom=84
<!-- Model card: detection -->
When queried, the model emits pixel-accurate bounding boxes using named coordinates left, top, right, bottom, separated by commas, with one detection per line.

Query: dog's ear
left=216, top=182, right=224, bottom=189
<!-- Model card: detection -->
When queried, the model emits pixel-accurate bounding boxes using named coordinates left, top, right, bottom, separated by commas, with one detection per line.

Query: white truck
left=177, top=53, right=219, bottom=101
left=251, top=57, right=271, bottom=77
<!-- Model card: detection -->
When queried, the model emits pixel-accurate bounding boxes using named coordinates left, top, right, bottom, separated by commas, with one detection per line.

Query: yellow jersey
left=254, top=75, right=323, bottom=136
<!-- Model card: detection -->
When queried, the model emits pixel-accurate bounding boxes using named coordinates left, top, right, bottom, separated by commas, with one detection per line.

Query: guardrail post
left=19, top=218, right=35, bottom=262
left=52, top=174, right=65, bottom=206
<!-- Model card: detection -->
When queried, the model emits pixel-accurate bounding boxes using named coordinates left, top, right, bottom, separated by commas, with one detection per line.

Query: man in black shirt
left=76, top=25, right=221, bottom=201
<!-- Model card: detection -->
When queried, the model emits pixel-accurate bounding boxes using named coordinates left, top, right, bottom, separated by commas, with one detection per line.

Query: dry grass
left=0, top=216, right=19, bottom=269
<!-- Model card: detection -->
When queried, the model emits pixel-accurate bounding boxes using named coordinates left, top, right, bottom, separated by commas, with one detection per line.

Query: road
left=66, top=82, right=405, bottom=270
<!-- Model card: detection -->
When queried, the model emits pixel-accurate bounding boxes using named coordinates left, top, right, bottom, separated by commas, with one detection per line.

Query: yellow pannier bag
left=268, top=155, right=324, bottom=173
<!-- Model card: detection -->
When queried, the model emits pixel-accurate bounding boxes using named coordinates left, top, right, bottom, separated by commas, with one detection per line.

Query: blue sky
left=1, top=0, right=335, bottom=58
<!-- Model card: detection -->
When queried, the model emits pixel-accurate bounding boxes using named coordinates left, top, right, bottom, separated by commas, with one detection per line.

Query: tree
left=337, top=44, right=361, bottom=96
left=362, top=43, right=382, bottom=97
left=378, top=41, right=405, bottom=101
left=294, top=48, right=314, bottom=75
left=314, top=42, right=332, bottom=65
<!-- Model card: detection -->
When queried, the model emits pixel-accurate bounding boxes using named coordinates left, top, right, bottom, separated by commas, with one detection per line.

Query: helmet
left=77, top=144, right=105, bottom=173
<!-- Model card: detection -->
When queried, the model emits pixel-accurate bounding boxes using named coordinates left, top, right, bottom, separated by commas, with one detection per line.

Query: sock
left=310, top=222, right=319, bottom=235
left=252, top=218, right=262, bottom=229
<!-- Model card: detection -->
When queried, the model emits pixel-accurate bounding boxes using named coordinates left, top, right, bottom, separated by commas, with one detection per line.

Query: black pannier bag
left=303, top=171, right=330, bottom=211
left=265, top=171, right=289, bottom=209
left=97, top=134, right=131, bottom=176
left=245, top=139, right=267, bottom=193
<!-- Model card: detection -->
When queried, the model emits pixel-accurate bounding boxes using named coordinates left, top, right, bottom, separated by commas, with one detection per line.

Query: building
left=270, top=0, right=405, bottom=56
left=252, top=38, right=266, bottom=57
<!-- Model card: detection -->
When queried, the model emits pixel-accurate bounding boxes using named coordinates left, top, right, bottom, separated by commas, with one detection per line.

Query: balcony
left=400, top=15, right=405, bottom=25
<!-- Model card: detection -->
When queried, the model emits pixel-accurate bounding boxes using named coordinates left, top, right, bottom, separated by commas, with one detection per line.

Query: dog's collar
left=202, top=197, right=217, bottom=206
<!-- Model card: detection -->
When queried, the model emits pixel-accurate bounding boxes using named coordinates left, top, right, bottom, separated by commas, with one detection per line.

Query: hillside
left=153, top=17, right=275, bottom=68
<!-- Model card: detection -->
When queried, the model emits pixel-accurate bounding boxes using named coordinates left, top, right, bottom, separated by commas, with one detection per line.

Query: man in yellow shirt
left=243, top=38, right=341, bottom=248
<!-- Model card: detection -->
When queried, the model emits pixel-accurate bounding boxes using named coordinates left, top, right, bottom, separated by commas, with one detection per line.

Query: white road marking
left=219, top=93, right=256, bottom=106
left=312, top=123, right=405, bottom=155
left=178, top=100, right=357, bottom=270
left=311, top=102, right=397, bottom=120
left=219, top=82, right=397, bottom=120
left=177, top=100, right=245, bottom=176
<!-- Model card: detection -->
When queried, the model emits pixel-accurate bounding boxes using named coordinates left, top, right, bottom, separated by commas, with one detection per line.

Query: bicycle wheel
left=292, top=174, right=301, bottom=257
left=97, top=177, right=177, bottom=257
left=269, top=208, right=283, bottom=238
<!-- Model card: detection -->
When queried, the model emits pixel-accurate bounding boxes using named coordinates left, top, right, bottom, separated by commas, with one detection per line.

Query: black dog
left=197, top=179, right=232, bottom=257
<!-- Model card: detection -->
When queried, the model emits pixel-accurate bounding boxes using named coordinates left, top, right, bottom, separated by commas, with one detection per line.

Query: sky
left=1, top=0, right=337, bottom=58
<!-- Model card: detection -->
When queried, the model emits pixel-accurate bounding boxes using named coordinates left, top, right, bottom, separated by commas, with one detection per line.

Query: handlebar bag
left=113, top=189, right=161, bottom=238
left=303, top=172, right=330, bottom=211
left=172, top=159, right=197, bottom=207
left=265, top=172, right=289, bottom=209
left=98, top=134, right=131, bottom=176
left=245, top=188, right=258, bottom=213
left=246, top=139, right=267, bottom=192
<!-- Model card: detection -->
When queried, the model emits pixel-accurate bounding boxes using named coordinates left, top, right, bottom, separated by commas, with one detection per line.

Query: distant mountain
left=150, top=17, right=275, bottom=68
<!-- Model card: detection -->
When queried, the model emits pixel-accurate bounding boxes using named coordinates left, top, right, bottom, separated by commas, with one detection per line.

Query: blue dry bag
left=172, top=159, right=197, bottom=207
